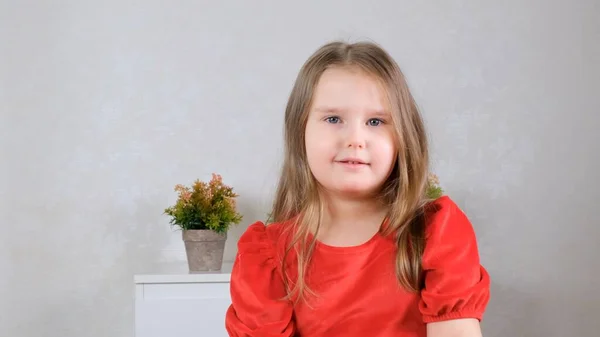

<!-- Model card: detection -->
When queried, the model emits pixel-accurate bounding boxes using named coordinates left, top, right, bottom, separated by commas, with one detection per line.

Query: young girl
left=225, top=41, right=490, bottom=337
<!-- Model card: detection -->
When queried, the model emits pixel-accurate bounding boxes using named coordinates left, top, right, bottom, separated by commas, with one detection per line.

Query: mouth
left=335, top=158, right=369, bottom=166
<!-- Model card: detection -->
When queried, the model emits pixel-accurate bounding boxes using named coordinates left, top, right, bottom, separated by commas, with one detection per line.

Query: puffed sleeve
left=419, top=196, right=491, bottom=323
left=225, top=221, right=296, bottom=336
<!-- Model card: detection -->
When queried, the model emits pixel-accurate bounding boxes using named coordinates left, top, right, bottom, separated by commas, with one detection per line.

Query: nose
left=345, top=123, right=366, bottom=149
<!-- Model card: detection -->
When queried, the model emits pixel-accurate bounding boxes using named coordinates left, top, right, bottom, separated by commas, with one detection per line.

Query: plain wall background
left=1, top=1, right=599, bottom=336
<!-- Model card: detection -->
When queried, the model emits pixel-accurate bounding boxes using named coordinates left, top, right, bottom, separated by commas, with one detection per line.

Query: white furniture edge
left=134, top=262, right=234, bottom=284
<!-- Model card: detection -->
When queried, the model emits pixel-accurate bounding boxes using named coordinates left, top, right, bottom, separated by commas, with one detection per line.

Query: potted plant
left=426, top=173, right=444, bottom=199
left=164, top=173, right=243, bottom=272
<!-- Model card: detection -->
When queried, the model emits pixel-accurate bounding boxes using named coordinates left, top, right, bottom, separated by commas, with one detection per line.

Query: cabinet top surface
left=134, top=262, right=233, bottom=284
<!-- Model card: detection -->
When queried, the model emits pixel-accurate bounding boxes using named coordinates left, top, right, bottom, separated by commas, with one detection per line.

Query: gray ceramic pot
left=182, top=229, right=227, bottom=272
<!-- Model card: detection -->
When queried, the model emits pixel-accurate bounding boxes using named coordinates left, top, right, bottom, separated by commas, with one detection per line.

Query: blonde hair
left=271, top=40, right=431, bottom=304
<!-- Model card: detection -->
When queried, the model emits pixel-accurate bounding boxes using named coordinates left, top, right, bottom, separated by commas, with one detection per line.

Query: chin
left=313, top=173, right=386, bottom=197
left=329, top=183, right=381, bottom=198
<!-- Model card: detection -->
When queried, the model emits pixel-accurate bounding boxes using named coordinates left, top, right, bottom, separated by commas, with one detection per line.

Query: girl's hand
left=427, top=318, right=483, bottom=337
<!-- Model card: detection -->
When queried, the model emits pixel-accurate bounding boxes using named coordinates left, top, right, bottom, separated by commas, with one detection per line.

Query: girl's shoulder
left=236, top=219, right=294, bottom=260
left=424, top=194, right=462, bottom=214
left=238, top=219, right=293, bottom=242
left=423, top=195, right=476, bottom=238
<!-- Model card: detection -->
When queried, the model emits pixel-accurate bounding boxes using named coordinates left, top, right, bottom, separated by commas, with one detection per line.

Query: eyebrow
left=313, top=106, right=390, bottom=117
left=313, top=107, right=343, bottom=114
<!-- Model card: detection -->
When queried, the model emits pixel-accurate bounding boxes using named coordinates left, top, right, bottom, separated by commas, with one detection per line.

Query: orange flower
left=165, top=173, right=243, bottom=233
left=428, top=173, right=440, bottom=186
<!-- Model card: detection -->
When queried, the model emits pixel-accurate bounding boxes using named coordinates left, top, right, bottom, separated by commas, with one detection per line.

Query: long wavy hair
left=271, top=40, right=431, bottom=304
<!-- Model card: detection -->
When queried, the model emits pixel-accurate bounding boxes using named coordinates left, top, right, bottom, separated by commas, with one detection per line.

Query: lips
left=336, top=158, right=369, bottom=165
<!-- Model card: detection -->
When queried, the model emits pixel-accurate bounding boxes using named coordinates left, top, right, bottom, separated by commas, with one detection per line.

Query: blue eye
left=325, top=116, right=340, bottom=124
left=367, top=118, right=383, bottom=126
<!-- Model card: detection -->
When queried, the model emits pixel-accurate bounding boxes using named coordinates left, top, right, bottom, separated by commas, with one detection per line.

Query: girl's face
left=305, top=67, right=397, bottom=199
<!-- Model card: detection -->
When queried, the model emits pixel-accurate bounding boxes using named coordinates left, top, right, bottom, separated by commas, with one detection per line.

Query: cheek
left=373, top=133, right=397, bottom=166
left=305, top=124, right=325, bottom=167
left=304, top=124, right=317, bottom=154
left=305, top=123, right=335, bottom=157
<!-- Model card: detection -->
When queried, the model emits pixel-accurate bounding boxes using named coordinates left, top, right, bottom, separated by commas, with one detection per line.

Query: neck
left=320, top=192, right=388, bottom=229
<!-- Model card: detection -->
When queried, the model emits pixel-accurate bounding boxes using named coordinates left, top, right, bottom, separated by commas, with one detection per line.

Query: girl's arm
left=225, top=222, right=296, bottom=337
left=419, top=196, right=491, bottom=335
left=427, top=318, right=483, bottom=337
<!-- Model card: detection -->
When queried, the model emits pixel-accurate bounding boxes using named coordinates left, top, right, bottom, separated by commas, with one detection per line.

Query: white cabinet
left=134, top=263, right=233, bottom=337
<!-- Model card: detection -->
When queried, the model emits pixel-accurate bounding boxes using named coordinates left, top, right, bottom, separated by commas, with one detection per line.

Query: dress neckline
left=309, top=217, right=391, bottom=254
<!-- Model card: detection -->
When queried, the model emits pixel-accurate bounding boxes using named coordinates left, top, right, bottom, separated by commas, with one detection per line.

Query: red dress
left=225, top=196, right=490, bottom=336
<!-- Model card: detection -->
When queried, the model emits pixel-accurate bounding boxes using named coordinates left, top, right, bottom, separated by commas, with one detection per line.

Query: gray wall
left=1, top=1, right=598, bottom=336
